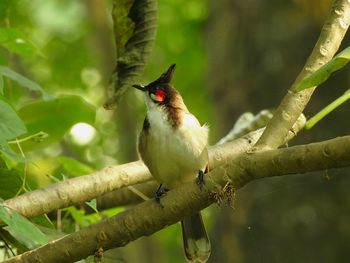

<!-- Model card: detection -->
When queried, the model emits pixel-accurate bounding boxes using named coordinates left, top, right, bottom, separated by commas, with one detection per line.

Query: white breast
left=145, top=105, right=209, bottom=188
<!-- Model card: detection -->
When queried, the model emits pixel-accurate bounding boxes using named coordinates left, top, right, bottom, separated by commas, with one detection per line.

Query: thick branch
left=94, top=182, right=157, bottom=210
left=5, top=135, right=350, bottom=263
left=255, top=0, right=350, bottom=150
left=2, top=161, right=152, bottom=219
left=2, top=116, right=304, bottom=219
left=1, top=135, right=255, bottom=218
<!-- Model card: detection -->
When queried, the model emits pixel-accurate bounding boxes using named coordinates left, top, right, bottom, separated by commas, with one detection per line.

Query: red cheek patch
left=154, top=89, right=166, bottom=102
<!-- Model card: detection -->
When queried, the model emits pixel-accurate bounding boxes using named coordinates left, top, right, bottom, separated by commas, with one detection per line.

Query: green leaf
left=0, top=66, right=50, bottom=99
left=31, top=214, right=55, bottom=230
left=0, top=98, right=27, bottom=141
left=85, top=199, right=98, bottom=213
left=0, top=74, right=4, bottom=95
left=102, top=206, right=125, bottom=217
left=305, top=89, right=350, bottom=129
left=17, top=95, right=96, bottom=151
left=35, top=224, right=65, bottom=241
left=104, top=0, right=158, bottom=109
left=295, top=47, right=350, bottom=92
left=66, top=206, right=101, bottom=227
left=0, top=1, right=17, bottom=22
left=0, top=205, right=49, bottom=247
left=0, top=228, right=28, bottom=252
left=0, top=28, right=38, bottom=57
left=0, top=140, right=25, bottom=167
left=0, top=165, right=23, bottom=199
left=57, top=156, right=94, bottom=177
left=66, top=207, right=87, bottom=227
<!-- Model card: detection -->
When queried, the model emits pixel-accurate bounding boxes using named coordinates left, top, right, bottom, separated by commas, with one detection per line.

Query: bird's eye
left=150, top=89, right=166, bottom=102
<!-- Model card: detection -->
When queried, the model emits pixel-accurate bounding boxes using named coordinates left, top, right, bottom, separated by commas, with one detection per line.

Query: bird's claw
left=155, top=184, right=168, bottom=207
left=196, top=170, right=205, bottom=189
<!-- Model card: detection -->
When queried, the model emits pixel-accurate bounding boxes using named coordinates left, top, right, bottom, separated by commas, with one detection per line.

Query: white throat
left=143, top=99, right=209, bottom=188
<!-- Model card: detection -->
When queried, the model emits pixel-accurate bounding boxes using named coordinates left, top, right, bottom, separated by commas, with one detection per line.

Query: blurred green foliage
left=0, top=206, right=48, bottom=249
left=2, top=0, right=349, bottom=262
left=0, top=0, right=211, bottom=261
left=295, top=46, right=350, bottom=92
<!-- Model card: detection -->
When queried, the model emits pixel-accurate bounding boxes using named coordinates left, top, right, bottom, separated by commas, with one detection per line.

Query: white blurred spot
left=70, top=122, right=96, bottom=145
left=15, top=38, right=25, bottom=44
left=81, top=68, right=101, bottom=87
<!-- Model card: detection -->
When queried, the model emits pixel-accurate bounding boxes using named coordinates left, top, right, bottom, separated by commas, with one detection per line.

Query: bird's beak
left=132, top=84, right=146, bottom=92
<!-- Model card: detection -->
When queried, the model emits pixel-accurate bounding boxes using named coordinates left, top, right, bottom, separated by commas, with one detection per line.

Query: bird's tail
left=181, top=212, right=211, bottom=263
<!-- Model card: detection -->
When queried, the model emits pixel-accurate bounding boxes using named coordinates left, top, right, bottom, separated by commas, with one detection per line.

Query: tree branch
left=93, top=182, right=157, bottom=211
left=254, top=0, right=350, bottom=151
left=1, top=116, right=304, bottom=220
left=5, top=135, right=350, bottom=263
left=90, top=110, right=273, bottom=211
left=2, top=161, right=153, bottom=219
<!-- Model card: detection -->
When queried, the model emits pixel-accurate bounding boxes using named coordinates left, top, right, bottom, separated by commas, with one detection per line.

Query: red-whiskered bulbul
left=133, top=64, right=211, bottom=262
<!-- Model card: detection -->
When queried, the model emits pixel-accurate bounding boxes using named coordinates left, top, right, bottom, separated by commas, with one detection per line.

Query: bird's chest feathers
left=144, top=106, right=208, bottom=187
left=146, top=106, right=207, bottom=156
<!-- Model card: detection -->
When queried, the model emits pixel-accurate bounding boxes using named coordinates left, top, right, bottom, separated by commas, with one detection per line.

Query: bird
left=133, top=64, right=211, bottom=263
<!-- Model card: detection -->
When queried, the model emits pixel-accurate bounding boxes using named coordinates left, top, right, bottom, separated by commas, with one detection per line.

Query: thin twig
left=254, top=0, right=350, bottom=151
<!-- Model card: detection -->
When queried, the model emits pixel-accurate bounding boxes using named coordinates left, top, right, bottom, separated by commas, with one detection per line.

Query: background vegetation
left=0, top=0, right=350, bottom=262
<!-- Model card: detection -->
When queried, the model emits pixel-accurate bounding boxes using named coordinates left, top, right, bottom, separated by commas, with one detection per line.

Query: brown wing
left=204, top=146, right=209, bottom=173
left=138, top=120, right=157, bottom=178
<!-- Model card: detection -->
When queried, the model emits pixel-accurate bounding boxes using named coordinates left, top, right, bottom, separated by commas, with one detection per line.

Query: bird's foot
left=155, top=184, right=168, bottom=206
left=196, top=170, right=205, bottom=189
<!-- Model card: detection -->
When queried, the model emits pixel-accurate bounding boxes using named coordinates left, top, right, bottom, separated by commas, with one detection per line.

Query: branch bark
left=1, top=116, right=304, bottom=220
left=92, top=182, right=157, bottom=211
left=2, top=161, right=152, bottom=219
left=5, top=135, right=350, bottom=263
left=254, top=0, right=350, bottom=151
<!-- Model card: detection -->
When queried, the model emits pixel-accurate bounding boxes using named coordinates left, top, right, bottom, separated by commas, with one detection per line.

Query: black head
left=133, top=64, right=176, bottom=105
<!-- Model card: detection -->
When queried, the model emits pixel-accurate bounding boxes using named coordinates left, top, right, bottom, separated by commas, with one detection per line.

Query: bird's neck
left=146, top=106, right=185, bottom=130
left=147, top=94, right=188, bottom=128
